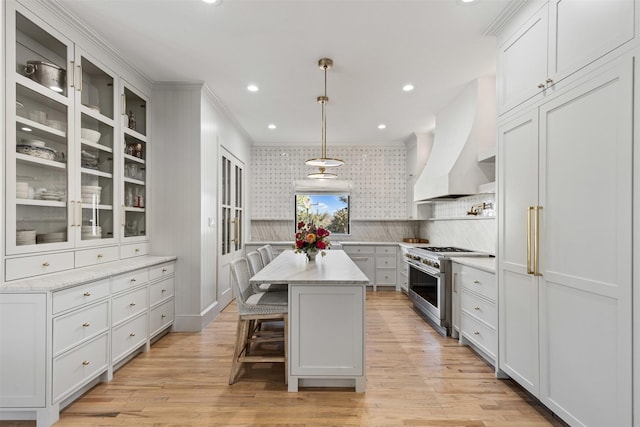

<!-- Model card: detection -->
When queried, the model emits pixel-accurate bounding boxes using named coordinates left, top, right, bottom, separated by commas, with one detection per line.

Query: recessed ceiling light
left=21, top=127, right=32, bottom=132
left=402, top=84, right=414, bottom=92
left=247, top=84, right=259, bottom=92
left=378, top=124, right=387, bottom=129
left=268, top=124, right=277, bottom=130
left=459, top=0, right=477, bottom=3
left=202, top=0, right=222, bottom=5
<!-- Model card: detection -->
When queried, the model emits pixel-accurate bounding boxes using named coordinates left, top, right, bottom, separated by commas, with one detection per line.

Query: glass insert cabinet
left=5, top=6, right=149, bottom=257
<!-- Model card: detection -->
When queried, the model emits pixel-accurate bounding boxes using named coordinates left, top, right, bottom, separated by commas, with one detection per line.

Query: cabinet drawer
left=343, top=245, right=375, bottom=255
left=112, top=268, right=149, bottom=294
left=375, top=269, right=396, bottom=285
left=120, top=242, right=150, bottom=259
left=460, top=289, right=497, bottom=329
left=75, top=246, right=119, bottom=268
left=149, top=298, right=174, bottom=338
left=375, top=245, right=396, bottom=255
left=112, top=313, right=148, bottom=363
left=459, top=266, right=496, bottom=302
left=53, top=300, right=109, bottom=356
left=52, top=333, right=108, bottom=403
left=112, top=286, right=148, bottom=326
left=52, top=279, right=110, bottom=314
left=5, top=252, right=74, bottom=281
left=460, top=311, right=497, bottom=360
left=376, top=255, right=396, bottom=269
left=149, top=262, right=175, bottom=281
left=150, top=277, right=175, bottom=307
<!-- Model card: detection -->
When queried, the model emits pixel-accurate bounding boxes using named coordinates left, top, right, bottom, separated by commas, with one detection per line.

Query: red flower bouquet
left=294, top=221, right=331, bottom=261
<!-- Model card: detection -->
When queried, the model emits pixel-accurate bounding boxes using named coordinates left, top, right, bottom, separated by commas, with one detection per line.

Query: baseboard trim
left=173, top=301, right=220, bottom=332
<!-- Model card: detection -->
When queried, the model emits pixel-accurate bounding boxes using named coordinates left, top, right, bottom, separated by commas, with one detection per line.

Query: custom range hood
left=414, top=77, right=496, bottom=201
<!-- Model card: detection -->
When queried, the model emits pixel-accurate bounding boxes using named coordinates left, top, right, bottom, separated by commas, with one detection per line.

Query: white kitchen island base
left=289, top=283, right=365, bottom=392
left=249, top=250, right=369, bottom=392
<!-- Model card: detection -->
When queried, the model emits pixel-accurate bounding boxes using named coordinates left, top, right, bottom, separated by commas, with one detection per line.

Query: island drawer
left=459, top=265, right=496, bottom=302
left=460, top=289, right=497, bottom=328
left=343, top=245, right=375, bottom=255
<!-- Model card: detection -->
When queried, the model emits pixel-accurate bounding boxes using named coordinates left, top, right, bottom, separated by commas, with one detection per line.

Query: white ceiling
left=56, top=0, right=510, bottom=146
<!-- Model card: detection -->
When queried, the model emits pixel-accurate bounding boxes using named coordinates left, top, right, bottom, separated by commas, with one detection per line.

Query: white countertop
left=247, top=240, right=426, bottom=248
left=0, top=255, right=177, bottom=292
left=250, top=250, right=369, bottom=285
left=450, top=256, right=496, bottom=274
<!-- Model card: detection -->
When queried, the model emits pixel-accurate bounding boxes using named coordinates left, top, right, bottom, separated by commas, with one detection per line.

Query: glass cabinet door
left=7, top=10, right=74, bottom=254
left=121, top=82, right=147, bottom=240
left=73, top=51, right=117, bottom=245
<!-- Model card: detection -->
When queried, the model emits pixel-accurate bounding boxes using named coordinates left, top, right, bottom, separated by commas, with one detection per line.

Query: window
left=295, top=194, right=350, bottom=235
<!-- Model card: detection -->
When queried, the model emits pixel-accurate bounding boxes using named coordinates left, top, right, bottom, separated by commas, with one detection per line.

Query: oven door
left=407, top=262, right=445, bottom=322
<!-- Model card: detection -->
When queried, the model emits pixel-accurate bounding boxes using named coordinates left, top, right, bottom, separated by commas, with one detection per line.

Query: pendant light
left=306, top=58, right=344, bottom=179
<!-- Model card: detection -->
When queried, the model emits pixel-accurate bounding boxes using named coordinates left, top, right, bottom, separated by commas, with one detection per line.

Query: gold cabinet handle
left=83, top=291, right=91, bottom=297
left=78, top=64, right=83, bottom=92
left=70, top=60, right=75, bottom=88
left=161, top=314, right=167, bottom=319
left=129, top=332, right=136, bottom=337
left=134, top=248, right=140, bottom=253
left=97, top=254, right=104, bottom=259
left=534, top=206, right=542, bottom=276
left=122, top=94, right=126, bottom=114
left=42, top=261, right=50, bottom=267
left=474, top=306, right=480, bottom=311
left=473, top=280, right=480, bottom=284
left=546, top=78, right=553, bottom=84
left=161, top=289, right=167, bottom=293
left=537, top=83, right=546, bottom=89
left=129, top=302, right=136, bottom=306
left=162, top=268, right=167, bottom=273
left=474, top=331, right=480, bottom=336
left=77, top=200, right=82, bottom=227
left=82, top=360, right=90, bottom=366
left=71, top=201, right=77, bottom=227
left=130, top=278, right=137, bottom=282
left=527, top=206, right=534, bottom=274
left=122, top=205, right=126, bottom=227
left=82, top=322, right=90, bottom=327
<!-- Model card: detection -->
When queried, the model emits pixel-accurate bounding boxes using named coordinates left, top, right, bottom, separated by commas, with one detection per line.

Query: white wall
left=151, top=83, right=252, bottom=332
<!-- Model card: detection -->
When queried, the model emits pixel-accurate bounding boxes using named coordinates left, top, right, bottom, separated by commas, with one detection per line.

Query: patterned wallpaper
left=250, top=145, right=407, bottom=220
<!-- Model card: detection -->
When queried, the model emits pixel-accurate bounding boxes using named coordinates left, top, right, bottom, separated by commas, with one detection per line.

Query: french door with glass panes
left=218, top=149, right=244, bottom=309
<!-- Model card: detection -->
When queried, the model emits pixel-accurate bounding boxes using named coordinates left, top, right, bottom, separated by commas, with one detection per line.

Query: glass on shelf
left=16, top=84, right=68, bottom=134
left=124, top=211, right=146, bottom=238
left=124, top=134, right=145, bottom=161
left=80, top=56, right=114, bottom=119
left=124, top=87, right=146, bottom=135
left=16, top=205, right=68, bottom=246
left=16, top=12, right=68, bottom=97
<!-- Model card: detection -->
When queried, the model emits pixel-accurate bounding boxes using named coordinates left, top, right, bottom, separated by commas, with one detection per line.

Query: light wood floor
left=5, top=291, right=566, bottom=426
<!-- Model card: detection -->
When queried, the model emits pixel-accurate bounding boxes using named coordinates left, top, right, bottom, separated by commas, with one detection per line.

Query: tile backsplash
left=251, top=145, right=407, bottom=220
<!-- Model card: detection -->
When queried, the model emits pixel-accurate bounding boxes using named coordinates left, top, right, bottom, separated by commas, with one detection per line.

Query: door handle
left=527, top=206, right=534, bottom=274
left=533, top=206, right=542, bottom=276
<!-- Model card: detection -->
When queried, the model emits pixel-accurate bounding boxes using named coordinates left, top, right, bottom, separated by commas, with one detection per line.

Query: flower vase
left=305, top=250, right=318, bottom=262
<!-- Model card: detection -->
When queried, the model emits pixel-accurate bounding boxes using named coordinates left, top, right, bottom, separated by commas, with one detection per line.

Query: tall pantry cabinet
left=496, top=1, right=636, bottom=426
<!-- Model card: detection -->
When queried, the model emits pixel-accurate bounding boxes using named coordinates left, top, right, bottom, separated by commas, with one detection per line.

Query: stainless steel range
left=404, top=246, right=487, bottom=336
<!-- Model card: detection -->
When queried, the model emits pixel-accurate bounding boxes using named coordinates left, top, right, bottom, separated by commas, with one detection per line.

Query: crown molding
left=482, top=0, right=528, bottom=37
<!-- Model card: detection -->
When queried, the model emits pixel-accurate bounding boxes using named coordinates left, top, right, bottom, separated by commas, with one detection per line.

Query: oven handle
left=407, top=261, right=442, bottom=277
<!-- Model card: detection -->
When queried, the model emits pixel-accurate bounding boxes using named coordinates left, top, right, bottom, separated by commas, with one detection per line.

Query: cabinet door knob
left=129, top=302, right=136, bottom=306
left=82, top=360, right=90, bottom=366
left=42, top=262, right=50, bottom=267
left=82, top=322, right=90, bottom=327
left=161, top=289, right=167, bottom=293
left=134, top=248, right=140, bottom=253
left=161, top=314, right=167, bottom=319
left=129, top=332, right=136, bottom=337
left=537, top=83, right=545, bottom=89
left=162, top=268, right=167, bottom=273
left=131, top=278, right=137, bottom=282
left=97, top=254, right=104, bottom=258
left=83, top=292, right=91, bottom=297
left=474, top=331, right=480, bottom=335
left=546, top=78, right=553, bottom=84
left=473, top=280, right=480, bottom=284
left=474, top=306, right=480, bottom=311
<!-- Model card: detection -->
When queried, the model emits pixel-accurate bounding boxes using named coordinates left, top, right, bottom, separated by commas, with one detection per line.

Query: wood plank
left=0, top=292, right=566, bottom=426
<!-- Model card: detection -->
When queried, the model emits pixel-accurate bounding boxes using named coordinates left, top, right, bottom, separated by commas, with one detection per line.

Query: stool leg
left=229, top=318, right=248, bottom=385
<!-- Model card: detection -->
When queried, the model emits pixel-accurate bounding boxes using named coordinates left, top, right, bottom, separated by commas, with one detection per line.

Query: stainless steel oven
left=405, top=246, right=486, bottom=336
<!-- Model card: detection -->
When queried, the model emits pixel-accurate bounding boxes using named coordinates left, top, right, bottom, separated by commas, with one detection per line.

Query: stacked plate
left=36, top=232, right=66, bottom=244
left=81, top=185, right=101, bottom=204
left=40, top=190, right=64, bottom=201
left=16, top=182, right=29, bottom=199
left=16, top=229, right=36, bottom=246
left=81, top=225, right=102, bottom=240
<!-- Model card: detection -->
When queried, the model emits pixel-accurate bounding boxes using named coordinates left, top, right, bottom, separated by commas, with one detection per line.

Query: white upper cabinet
left=497, top=0, right=635, bottom=115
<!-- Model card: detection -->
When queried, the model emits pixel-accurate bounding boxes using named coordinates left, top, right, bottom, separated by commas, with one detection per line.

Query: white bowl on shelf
left=81, top=128, right=101, bottom=143
left=21, top=139, right=46, bottom=147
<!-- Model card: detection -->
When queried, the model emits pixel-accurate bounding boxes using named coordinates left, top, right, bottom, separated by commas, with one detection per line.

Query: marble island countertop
left=0, top=255, right=177, bottom=292
left=247, top=240, right=428, bottom=247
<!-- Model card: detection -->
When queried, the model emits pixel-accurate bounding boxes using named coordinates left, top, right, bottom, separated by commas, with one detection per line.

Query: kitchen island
left=250, top=250, right=369, bottom=392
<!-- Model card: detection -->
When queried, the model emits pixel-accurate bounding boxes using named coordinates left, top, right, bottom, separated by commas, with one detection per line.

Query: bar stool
left=257, top=245, right=273, bottom=265
left=246, top=251, right=288, bottom=293
left=229, top=258, right=288, bottom=385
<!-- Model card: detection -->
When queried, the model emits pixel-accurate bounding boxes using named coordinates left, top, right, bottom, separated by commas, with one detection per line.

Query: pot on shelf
left=24, top=60, right=66, bottom=93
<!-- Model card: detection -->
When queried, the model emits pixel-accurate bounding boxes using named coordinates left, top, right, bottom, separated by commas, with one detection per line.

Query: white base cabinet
left=0, top=257, right=175, bottom=426
left=343, top=244, right=397, bottom=291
